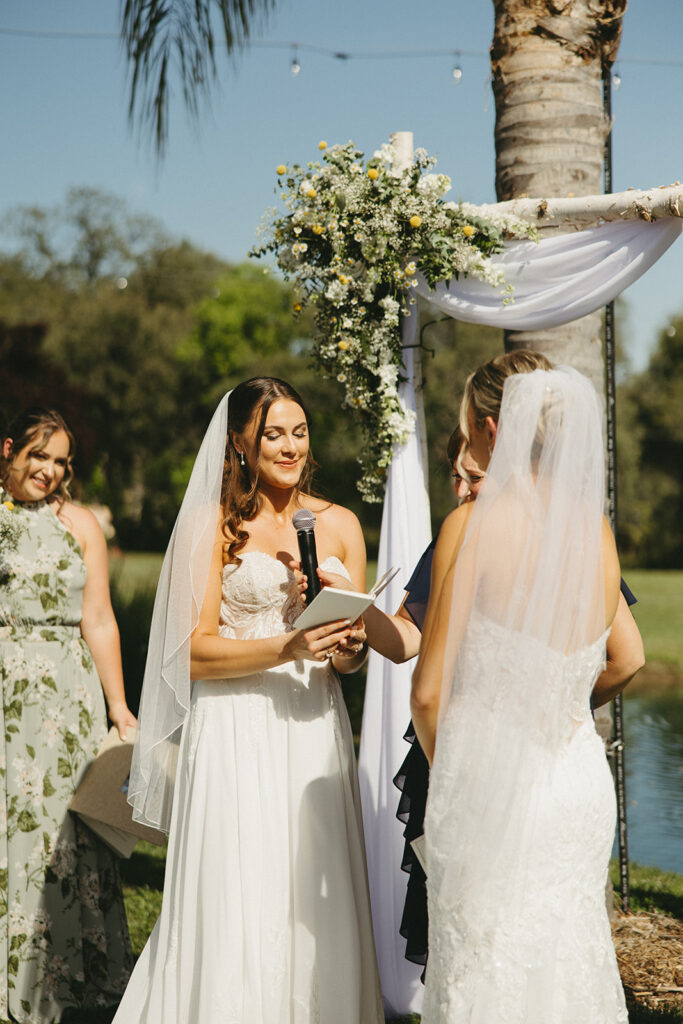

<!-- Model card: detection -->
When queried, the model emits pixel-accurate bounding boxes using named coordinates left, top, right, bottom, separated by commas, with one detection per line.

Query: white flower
left=32, top=653, right=55, bottom=680
left=12, top=755, right=44, bottom=808
left=43, top=718, right=61, bottom=749
left=3, top=652, right=28, bottom=684
left=30, top=908, right=51, bottom=936
left=417, top=173, right=451, bottom=199
left=9, top=900, right=27, bottom=932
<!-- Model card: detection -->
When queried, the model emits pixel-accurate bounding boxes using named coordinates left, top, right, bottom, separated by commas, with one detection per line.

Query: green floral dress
left=0, top=491, right=133, bottom=1023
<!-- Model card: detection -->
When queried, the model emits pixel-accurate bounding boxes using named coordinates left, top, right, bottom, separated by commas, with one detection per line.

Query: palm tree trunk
left=491, top=0, right=627, bottom=387
left=492, top=1, right=628, bottom=914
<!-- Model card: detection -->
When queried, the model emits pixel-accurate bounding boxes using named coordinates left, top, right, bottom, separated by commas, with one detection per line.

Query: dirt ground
left=613, top=911, right=683, bottom=1014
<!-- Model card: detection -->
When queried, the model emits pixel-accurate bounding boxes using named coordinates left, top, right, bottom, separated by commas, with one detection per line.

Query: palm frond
left=121, top=0, right=276, bottom=153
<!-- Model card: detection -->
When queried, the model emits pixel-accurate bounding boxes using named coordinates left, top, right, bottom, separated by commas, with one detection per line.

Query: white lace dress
left=113, top=553, right=384, bottom=1024
left=422, top=615, right=628, bottom=1024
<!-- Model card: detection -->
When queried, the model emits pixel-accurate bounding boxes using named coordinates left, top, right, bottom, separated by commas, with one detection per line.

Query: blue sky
left=2, top=0, right=681, bottom=370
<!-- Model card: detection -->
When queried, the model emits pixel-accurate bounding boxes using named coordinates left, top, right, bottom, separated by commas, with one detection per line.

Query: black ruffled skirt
left=393, top=719, right=430, bottom=980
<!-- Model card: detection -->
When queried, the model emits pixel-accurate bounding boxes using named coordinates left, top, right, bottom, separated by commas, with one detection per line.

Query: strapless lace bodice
left=219, top=552, right=349, bottom=641
left=449, top=611, right=609, bottom=742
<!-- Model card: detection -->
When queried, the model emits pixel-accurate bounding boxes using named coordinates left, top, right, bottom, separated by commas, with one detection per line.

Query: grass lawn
left=108, top=551, right=163, bottom=600
left=626, top=570, right=683, bottom=675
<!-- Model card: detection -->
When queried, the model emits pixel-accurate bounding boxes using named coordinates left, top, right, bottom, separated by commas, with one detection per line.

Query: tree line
left=1, top=187, right=679, bottom=567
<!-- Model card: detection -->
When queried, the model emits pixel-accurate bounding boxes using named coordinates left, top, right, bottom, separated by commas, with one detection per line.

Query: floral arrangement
left=251, top=140, right=536, bottom=502
left=0, top=498, right=24, bottom=552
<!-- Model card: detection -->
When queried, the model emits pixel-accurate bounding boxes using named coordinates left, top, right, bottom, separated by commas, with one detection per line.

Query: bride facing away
left=412, top=356, right=629, bottom=1023
left=113, top=377, right=384, bottom=1024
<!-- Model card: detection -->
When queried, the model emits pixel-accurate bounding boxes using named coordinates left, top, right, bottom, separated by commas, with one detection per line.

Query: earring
left=239, top=452, right=245, bottom=467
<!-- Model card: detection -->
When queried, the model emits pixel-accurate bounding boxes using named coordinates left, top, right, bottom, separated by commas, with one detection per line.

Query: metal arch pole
left=602, top=66, right=630, bottom=913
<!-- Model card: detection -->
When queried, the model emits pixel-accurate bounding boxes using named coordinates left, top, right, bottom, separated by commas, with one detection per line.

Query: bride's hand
left=287, top=559, right=308, bottom=602
left=316, top=569, right=366, bottom=656
left=282, top=619, right=353, bottom=662
left=316, top=567, right=354, bottom=592
left=333, top=617, right=367, bottom=658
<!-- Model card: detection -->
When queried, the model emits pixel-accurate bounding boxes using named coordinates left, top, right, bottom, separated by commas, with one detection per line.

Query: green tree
left=618, top=318, right=683, bottom=568
left=4, top=187, right=167, bottom=287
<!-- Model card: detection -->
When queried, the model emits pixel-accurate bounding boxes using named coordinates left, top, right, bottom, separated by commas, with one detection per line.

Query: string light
left=0, top=27, right=679, bottom=73
left=612, top=71, right=622, bottom=89
left=290, top=49, right=301, bottom=77
left=452, top=64, right=463, bottom=83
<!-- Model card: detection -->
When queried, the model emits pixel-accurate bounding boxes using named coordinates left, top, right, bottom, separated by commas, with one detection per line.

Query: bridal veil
left=425, top=366, right=611, bottom=1000
left=127, top=391, right=231, bottom=832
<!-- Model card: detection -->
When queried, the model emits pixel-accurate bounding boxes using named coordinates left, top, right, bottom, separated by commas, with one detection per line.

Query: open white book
left=294, top=566, right=400, bottom=630
left=70, top=726, right=165, bottom=858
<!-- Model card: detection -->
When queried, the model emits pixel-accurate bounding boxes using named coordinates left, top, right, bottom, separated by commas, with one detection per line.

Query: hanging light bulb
left=612, top=71, right=622, bottom=90
left=452, top=63, right=463, bottom=83
left=291, top=52, right=301, bottom=78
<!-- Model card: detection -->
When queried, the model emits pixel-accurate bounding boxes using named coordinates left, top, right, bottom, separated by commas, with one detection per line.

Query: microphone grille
left=292, top=508, right=316, bottom=531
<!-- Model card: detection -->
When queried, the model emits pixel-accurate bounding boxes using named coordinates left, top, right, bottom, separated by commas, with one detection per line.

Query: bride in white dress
left=411, top=354, right=629, bottom=1023
left=114, top=377, right=384, bottom=1024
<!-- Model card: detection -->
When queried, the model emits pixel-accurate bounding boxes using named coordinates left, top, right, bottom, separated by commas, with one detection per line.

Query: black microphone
left=292, top=508, right=321, bottom=609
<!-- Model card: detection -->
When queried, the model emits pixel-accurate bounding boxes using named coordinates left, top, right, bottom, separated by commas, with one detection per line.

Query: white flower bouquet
left=251, top=141, right=535, bottom=501
left=0, top=499, right=25, bottom=552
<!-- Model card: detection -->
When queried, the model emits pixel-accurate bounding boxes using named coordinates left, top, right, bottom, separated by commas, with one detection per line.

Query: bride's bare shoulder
left=303, top=496, right=359, bottom=530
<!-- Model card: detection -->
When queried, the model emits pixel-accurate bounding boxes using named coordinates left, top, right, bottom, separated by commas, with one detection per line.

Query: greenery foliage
left=617, top=318, right=683, bottom=568
left=251, top=141, right=534, bottom=501
left=611, top=859, right=683, bottom=920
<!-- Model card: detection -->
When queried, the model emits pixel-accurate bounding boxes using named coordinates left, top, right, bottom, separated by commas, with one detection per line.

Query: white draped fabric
left=358, top=216, right=682, bottom=1016
left=358, top=322, right=432, bottom=1018
left=415, top=217, right=683, bottom=329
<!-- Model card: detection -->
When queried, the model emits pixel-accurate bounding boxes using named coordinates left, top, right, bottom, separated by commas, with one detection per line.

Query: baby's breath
left=251, top=141, right=535, bottom=502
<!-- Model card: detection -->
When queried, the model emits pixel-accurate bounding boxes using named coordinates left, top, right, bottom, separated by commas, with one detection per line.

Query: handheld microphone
left=292, top=508, right=321, bottom=609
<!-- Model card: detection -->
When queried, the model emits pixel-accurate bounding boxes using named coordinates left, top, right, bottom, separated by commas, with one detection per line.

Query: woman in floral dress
left=0, top=408, right=136, bottom=1023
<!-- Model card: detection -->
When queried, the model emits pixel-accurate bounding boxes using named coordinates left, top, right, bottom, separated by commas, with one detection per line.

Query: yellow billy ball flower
left=462, top=224, right=476, bottom=238
left=318, top=140, right=327, bottom=150
left=367, top=167, right=379, bottom=180
left=312, top=224, right=324, bottom=235
left=3, top=500, right=14, bottom=510
left=338, top=340, right=349, bottom=351
left=276, top=164, right=287, bottom=175
left=409, top=215, right=422, bottom=228
left=293, top=302, right=303, bottom=313
left=306, top=188, right=316, bottom=199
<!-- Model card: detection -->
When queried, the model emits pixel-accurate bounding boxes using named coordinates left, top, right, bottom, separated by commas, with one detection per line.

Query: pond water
left=612, top=692, right=683, bottom=874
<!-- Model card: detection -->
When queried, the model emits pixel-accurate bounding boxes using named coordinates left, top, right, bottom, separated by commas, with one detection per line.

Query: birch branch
left=467, top=183, right=683, bottom=226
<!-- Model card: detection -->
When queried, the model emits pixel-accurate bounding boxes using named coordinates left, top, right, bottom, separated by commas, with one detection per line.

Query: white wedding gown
left=422, top=614, right=629, bottom=1024
left=114, top=552, right=384, bottom=1024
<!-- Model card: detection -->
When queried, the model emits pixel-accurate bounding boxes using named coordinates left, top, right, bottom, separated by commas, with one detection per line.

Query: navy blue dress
left=393, top=537, right=636, bottom=980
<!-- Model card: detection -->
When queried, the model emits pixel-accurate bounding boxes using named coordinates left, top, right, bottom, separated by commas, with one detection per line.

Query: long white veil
left=128, top=391, right=231, bottom=832
left=424, top=367, right=609, bottom=1011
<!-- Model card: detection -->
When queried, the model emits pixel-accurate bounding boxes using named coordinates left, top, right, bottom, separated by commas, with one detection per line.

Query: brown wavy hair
left=460, top=349, right=553, bottom=438
left=221, top=378, right=318, bottom=564
left=1, top=407, right=76, bottom=507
